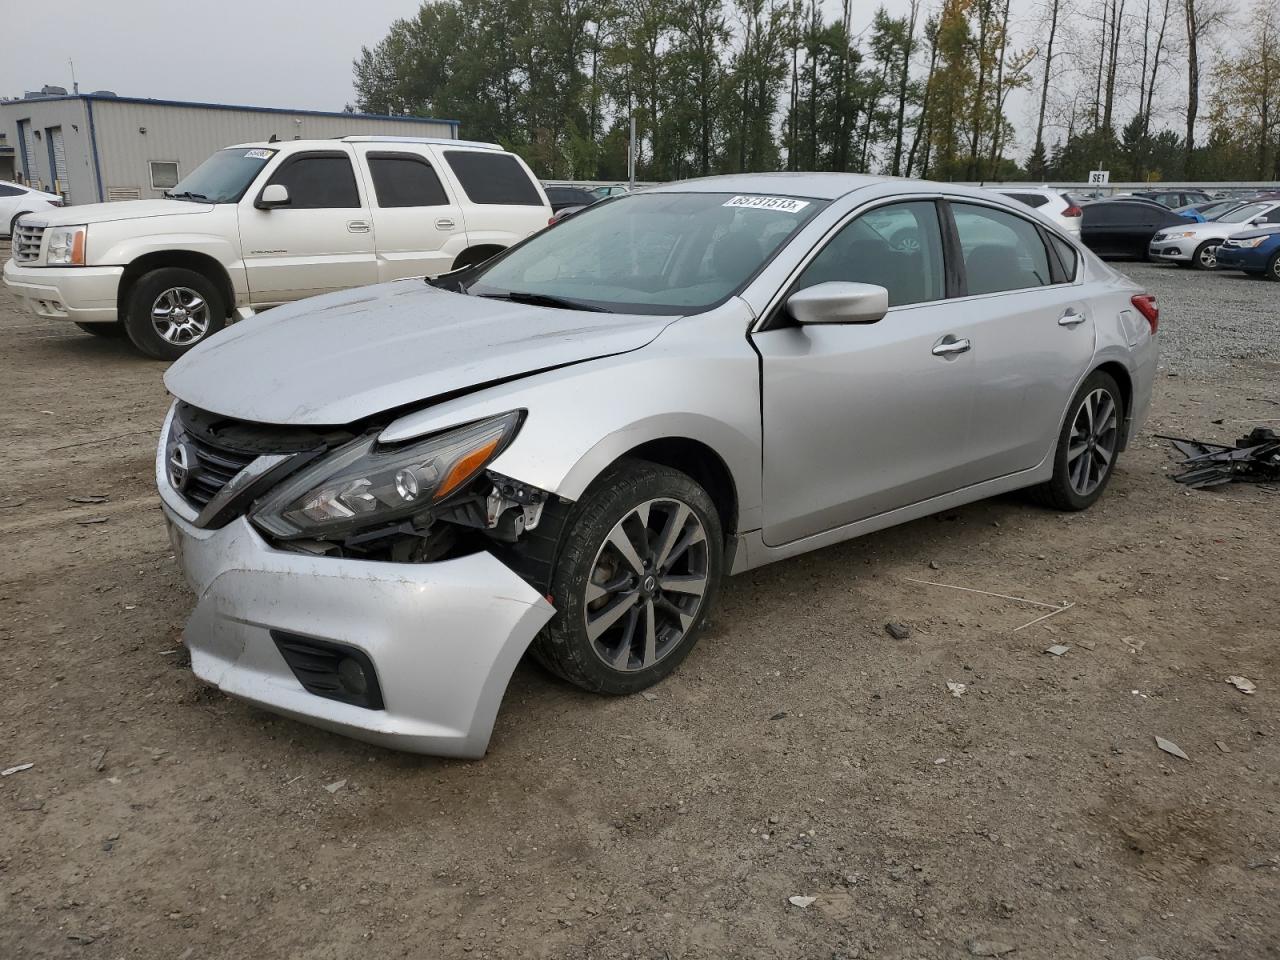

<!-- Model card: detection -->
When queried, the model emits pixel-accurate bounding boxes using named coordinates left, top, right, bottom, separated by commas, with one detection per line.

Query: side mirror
left=786, top=281, right=889, bottom=325
left=255, top=183, right=290, bottom=210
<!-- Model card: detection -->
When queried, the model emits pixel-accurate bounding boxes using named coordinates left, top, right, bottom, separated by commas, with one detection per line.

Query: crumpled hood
left=32, top=199, right=213, bottom=226
left=164, top=280, right=676, bottom=425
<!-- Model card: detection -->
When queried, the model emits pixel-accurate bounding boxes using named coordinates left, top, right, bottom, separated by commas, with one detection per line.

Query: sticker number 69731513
left=722, top=195, right=810, bottom=213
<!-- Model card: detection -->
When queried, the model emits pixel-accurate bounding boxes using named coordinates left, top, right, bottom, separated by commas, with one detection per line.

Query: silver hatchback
left=157, top=174, right=1158, bottom=757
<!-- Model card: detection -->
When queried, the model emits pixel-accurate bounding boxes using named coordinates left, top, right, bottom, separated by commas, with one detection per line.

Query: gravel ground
left=1124, top=260, right=1280, bottom=377
left=2, top=245, right=1278, bottom=960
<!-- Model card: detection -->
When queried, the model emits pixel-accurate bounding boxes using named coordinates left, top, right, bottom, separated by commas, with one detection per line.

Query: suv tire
left=124, top=267, right=226, bottom=360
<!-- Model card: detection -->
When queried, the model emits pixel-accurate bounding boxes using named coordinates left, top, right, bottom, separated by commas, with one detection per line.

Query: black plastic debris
left=1157, top=427, right=1280, bottom=488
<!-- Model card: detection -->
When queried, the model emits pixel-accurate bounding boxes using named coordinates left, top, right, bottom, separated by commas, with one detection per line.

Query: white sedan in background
left=989, top=186, right=1083, bottom=236
left=0, top=182, right=63, bottom=236
left=1148, top=200, right=1280, bottom=269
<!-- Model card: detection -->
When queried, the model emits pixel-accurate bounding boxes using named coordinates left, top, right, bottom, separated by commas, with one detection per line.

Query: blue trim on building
left=84, top=99, right=105, bottom=202
left=11, top=94, right=460, bottom=129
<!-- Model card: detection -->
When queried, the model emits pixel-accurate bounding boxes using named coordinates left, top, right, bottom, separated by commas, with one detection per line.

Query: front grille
left=182, top=437, right=257, bottom=510
left=13, top=222, right=45, bottom=262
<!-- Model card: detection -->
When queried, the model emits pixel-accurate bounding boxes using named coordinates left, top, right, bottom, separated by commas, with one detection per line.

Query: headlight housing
left=252, top=411, right=522, bottom=539
left=1232, top=236, right=1267, bottom=248
left=45, top=225, right=87, bottom=265
left=1168, top=231, right=1198, bottom=239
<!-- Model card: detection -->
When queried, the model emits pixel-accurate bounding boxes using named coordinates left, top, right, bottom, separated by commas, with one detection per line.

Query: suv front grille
left=13, top=222, right=45, bottom=262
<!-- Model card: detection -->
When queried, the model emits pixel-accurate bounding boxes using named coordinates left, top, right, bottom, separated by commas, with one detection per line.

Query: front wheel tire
left=1030, top=371, right=1124, bottom=511
left=1192, top=240, right=1221, bottom=270
left=123, top=267, right=225, bottom=360
left=1266, top=253, right=1280, bottom=282
left=533, top=459, right=723, bottom=695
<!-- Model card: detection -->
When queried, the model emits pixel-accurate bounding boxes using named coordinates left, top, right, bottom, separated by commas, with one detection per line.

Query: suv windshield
left=468, top=191, right=825, bottom=315
left=166, top=147, right=277, bottom=203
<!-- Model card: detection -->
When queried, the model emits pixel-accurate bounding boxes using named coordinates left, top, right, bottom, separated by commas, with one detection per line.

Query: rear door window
left=266, top=153, right=360, bottom=209
left=951, top=202, right=1053, bottom=295
left=1001, top=192, right=1049, bottom=209
left=1048, top=234, right=1079, bottom=281
left=367, top=153, right=449, bottom=207
left=444, top=151, right=543, bottom=206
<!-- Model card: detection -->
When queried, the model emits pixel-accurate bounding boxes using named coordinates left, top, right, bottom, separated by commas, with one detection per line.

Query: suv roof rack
left=340, top=135, right=503, bottom=151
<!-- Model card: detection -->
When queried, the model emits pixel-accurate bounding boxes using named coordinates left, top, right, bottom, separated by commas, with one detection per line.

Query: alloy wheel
left=1197, top=244, right=1218, bottom=269
left=583, top=498, right=709, bottom=672
left=1066, top=388, right=1119, bottom=497
left=151, top=286, right=211, bottom=346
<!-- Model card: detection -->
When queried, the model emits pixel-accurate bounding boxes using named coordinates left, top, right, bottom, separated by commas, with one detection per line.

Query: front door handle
left=347, top=220, right=371, bottom=233
left=435, top=217, right=456, bottom=230
left=1058, top=309, right=1087, bottom=327
left=932, top=336, right=972, bottom=357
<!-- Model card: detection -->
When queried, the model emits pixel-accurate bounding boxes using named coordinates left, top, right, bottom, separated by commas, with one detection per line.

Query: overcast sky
left=3, top=0, right=1043, bottom=144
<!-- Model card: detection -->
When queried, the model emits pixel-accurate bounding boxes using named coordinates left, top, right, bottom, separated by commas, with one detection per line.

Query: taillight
left=547, top=216, right=556, bottom=226
left=1063, top=205, right=1082, bottom=217
left=1131, top=294, right=1158, bottom=333
left=51, top=199, right=65, bottom=207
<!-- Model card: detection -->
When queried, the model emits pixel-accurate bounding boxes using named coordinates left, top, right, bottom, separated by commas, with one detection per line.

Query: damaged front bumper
left=161, top=505, right=556, bottom=758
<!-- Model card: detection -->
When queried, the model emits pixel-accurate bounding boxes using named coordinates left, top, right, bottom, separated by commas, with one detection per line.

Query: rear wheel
left=1192, top=239, right=1222, bottom=270
left=123, top=267, right=225, bottom=360
left=533, top=459, right=723, bottom=695
left=1030, top=371, right=1124, bottom=511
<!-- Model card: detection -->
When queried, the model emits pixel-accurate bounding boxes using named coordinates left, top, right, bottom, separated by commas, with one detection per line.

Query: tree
left=1183, top=0, right=1232, bottom=175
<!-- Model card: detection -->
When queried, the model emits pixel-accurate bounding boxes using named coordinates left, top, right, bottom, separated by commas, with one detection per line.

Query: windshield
left=1220, top=202, right=1268, bottom=223
left=468, top=191, right=825, bottom=315
left=167, top=147, right=277, bottom=203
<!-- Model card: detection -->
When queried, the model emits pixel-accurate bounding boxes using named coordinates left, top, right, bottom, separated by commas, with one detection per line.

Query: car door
left=752, top=199, right=981, bottom=547
left=237, top=149, right=378, bottom=306
left=946, top=200, right=1097, bottom=480
left=436, top=148, right=549, bottom=246
left=352, top=145, right=469, bottom=280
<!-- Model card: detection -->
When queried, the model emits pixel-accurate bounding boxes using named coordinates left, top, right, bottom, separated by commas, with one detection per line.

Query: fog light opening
left=337, top=657, right=369, bottom=698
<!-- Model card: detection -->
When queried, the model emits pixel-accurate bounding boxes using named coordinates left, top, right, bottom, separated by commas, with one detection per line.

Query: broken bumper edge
left=162, top=507, right=556, bottom=758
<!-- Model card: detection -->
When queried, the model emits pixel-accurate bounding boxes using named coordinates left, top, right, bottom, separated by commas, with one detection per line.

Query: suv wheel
left=533, top=459, right=723, bottom=695
left=1030, top=370, right=1124, bottom=511
left=124, top=267, right=225, bottom=360
left=1192, top=239, right=1221, bottom=270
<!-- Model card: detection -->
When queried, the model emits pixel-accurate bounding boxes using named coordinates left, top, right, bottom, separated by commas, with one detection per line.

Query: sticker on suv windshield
left=244, top=149, right=276, bottom=160
left=723, top=195, right=810, bottom=213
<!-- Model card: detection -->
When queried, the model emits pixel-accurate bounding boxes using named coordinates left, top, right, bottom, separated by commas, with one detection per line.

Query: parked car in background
left=1148, top=200, right=1280, bottom=269
left=544, top=185, right=599, bottom=213
left=989, top=186, right=1082, bottom=235
left=1174, top=199, right=1245, bottom=221
left=1079, top=199, right=1188, bottom=259
left=1214, top=225, right=1280, bottom=280
left=156, top=173, right=1157, bottom=756
left=0, top=182, right=63, bottom=236
left=590, top=184, right=630, bottom=200
left=3, top=137, right=552, bottom=359
left=1131, top=189, right=1213, bottom=208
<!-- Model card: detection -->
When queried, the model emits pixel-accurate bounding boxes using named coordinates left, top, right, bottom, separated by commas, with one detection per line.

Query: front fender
left=379, top=301, right=765, bottom=532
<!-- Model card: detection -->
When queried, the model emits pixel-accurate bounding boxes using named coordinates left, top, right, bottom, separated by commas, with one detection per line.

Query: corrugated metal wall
left=91, top=101, right=457, bottom=201
left=0, top=99, right=93, bottom=203
left=1, top=97, right=458, bottom=204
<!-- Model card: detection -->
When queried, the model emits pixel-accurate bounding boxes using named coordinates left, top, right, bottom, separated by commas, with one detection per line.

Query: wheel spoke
left=1095, top=394, right=1116, bottom=435
left=640, top=600, right=657, bottom=667
left=1094, top=444, right=1113, bottom=467
left=586, top=590, right=638, bottom=642
left=611, top=607, right=640, bottom=669
left=659, top=573, right=706, bottom=597
left=652, top=503, right=689, bottom=570
left=662, top=524, right=706, bottom=570
left=1067, top=440, right=1089, bottom=461
left=655, top=595, right=694, bottom=633
left=606, top=525, right=645, bottom=576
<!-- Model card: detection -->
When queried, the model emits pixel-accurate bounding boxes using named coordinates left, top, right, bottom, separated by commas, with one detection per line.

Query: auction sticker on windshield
left=244, top=149, right=276, bottom=160
left=723, top=195, right=810, bottom=213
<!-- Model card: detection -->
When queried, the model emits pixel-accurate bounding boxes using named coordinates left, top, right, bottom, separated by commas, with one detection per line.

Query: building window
left=149, top=161, right=180, bottom=190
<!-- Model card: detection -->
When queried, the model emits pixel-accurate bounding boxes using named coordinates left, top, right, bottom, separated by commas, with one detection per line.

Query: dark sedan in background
left=1079, top=199, right=1188, bottom=260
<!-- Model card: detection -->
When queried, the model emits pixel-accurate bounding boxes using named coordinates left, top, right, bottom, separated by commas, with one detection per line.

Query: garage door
left=47, top=127, right=69, bottom=201
left=19, top=120, right=39, bottom=184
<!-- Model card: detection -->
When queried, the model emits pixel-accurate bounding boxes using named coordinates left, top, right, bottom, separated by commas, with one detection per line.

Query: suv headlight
left=252, top=411, right=523, bottom=539
left=46, top=225, right=88, bottom=265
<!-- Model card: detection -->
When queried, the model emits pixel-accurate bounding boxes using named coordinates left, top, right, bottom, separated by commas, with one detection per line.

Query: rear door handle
left=347, top=220, right=371, bottom=233
left=932, top=336, right=971, bottom=357
left=435, top=218, right=456, bottom=230
left=1058, top=309, right=1087, bottom=327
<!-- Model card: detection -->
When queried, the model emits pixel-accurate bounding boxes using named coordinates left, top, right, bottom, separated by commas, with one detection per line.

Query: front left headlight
left=1232, top=236, right=1267, bottom=248
left=1168, top=231, right=1198, bottom=239
left=46, top=224, right=87, bottom=265
left=253, top=411, right=523, bottom=539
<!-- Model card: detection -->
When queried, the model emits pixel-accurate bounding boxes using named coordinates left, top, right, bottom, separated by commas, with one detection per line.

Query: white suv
left=989, top=186, right=1082, bottom=237
left=3, top=137, right=552, bottom=358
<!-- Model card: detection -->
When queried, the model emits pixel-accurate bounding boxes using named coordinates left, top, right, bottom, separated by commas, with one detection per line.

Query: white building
left=0, top=92, right=460, bottom=206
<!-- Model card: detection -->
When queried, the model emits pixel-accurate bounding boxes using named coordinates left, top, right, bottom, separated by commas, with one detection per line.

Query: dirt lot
left=2, top=250, right=1277, bottom=960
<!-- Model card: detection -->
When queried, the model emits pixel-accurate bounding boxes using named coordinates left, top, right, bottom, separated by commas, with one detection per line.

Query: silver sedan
left=157, top=174, right=1159, bottom=757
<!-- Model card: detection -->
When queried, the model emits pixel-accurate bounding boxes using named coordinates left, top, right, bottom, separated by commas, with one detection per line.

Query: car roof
left=227, top=136, right=503, bottom=152
left=644, top=172, right=1031, bottom=203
